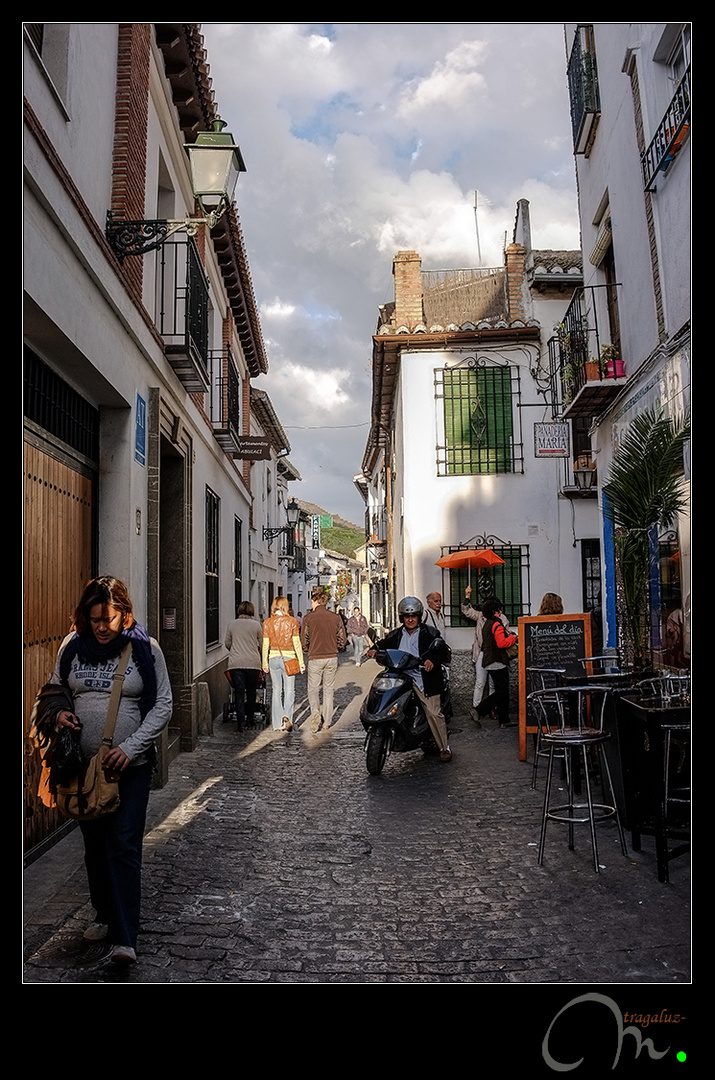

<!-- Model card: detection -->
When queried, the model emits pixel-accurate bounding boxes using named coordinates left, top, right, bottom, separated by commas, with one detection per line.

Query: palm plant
left=602, top=408, right=690, bottom=669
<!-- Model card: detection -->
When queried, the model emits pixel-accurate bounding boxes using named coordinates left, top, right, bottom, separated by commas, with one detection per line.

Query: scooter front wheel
left=366, top=726, right=389, bottom=775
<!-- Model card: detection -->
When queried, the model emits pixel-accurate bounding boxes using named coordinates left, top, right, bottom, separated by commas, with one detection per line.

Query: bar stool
left=529, top=685, right=628, bottom=873
left=526, top=668, right=564, bottom=790
left=662, top=675, right=690, bottom=861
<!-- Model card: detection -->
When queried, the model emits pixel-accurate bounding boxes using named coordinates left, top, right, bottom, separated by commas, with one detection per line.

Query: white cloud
left=201, top=23, right=581, bottom=520
left=397, top=40, right=488, bottom=118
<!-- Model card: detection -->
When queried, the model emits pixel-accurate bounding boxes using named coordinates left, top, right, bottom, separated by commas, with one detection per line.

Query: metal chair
left=526, top=668, right=564, bottom=790
left=657, top=675, right=691, bottom=862
left=529, top=685, right=628, bottom=873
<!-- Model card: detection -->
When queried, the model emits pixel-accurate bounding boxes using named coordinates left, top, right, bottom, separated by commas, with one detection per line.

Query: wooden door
left=24, top=440, right=94, bottom=856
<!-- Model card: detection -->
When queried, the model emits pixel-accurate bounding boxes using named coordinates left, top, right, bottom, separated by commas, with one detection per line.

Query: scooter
left=360, top=649, right=451, bottom=775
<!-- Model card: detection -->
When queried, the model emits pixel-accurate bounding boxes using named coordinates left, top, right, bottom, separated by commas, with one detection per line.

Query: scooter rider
left=366, top=597, right=452, bottom=762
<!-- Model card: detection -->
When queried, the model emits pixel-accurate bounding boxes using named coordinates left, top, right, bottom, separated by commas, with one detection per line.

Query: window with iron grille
left=581, top=538, right=601, bottom=612
left=205, top=487, right=220, bottom=645
left=436, top=362, right=521, bottom=476
left=24, top=347, right=99, bottom=464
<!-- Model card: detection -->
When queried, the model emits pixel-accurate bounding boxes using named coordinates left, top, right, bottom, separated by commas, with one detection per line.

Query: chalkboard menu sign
left=517, top=614, right=593, bottom=760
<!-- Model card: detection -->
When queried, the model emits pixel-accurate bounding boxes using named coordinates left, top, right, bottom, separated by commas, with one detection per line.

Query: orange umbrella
left=435, top=548, right=504, bottom=570
left=435, top=548, right=504, bottom=585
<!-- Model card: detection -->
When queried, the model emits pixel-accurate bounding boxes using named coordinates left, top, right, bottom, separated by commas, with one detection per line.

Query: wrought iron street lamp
left=263, top=497, right=301, bottom=543
left=574, top=459, right=597, bottom=493
left=106, top=119, right=246, bottom=258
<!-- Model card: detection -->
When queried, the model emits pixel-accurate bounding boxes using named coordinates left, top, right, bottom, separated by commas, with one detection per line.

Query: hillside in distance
left=296, top=499, right=364, bottom=559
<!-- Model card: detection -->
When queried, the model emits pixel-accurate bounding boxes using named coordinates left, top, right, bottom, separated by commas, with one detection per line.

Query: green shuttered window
left=439, top=364, right=515, bottom=475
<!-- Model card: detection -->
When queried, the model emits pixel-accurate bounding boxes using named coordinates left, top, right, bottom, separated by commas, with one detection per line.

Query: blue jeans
left=268, top=655, right=296, bottom=729
left=79, top=761, right=153, bottom=948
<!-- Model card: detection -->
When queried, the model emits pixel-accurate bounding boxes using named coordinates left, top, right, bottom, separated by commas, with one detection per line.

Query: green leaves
left=602, top=408, right=690, bottom=668
left=603, top=408, right=690, bottom=533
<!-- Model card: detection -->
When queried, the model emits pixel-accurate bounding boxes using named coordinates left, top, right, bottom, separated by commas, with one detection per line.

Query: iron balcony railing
left=550, top=285, right=625, bottom=417
left=291, top=542, right=307, bottom=572
left=207, top=346, right=241, bottom=452
left=642, top=65, right=690, bottom=192
left=155, top=236, right=211, bottom=392
left=567, top=24, right=601, bottom=154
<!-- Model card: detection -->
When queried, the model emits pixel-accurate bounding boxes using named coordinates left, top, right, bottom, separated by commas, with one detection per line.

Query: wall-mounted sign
left=534, top=422, right=570, bottom=458
left=134, top=393, right=146, bottom=466
left=236, top=436, right=272, bottom=460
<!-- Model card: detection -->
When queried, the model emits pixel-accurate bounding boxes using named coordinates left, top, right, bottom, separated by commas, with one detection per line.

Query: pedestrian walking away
left=262, top=597, right=305, bottom=731
left=346, top=606, right=369, bottom=666
left=301, top=587, right=346, bottom=732
left=224, top=601, right=263, bottom=730
left=29, top=575, right=173, bottom=966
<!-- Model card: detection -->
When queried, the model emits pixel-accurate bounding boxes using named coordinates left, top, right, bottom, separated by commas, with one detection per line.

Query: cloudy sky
left=201, top=22, right=581, bottom=524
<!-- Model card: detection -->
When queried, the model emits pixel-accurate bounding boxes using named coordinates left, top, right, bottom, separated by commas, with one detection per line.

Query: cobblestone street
left=24, top=654, right=691, bottom=994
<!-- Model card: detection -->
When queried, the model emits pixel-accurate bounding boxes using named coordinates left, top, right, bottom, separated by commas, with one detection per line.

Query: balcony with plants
left=642, top=64, right=690, bottom=192
left=550, top=286, right=626, bottom=420
left=567, top=24, right=601, bottom=155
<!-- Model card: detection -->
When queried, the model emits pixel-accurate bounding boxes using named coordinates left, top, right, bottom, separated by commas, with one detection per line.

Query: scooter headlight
left=374, top=676, right=403, bottom=691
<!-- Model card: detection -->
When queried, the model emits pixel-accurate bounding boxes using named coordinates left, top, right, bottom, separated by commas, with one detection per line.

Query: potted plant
left=601, top=343, right=624, bottom=378
left=562, top=363, right=575, bottom=403
left=602, top=408, right=690, bottom=671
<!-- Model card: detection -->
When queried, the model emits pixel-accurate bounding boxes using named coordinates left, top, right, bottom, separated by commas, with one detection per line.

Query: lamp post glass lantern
left=186, top=120, right=246, bottom=221
left=106, top=118, right=246, bottom=257
left=574, top=460, right=597, bottom=492
left=285, top=498, right=301, bottom=528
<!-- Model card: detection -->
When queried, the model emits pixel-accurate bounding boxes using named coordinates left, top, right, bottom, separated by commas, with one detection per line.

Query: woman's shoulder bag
left=55, top=644, right=131, bottom=820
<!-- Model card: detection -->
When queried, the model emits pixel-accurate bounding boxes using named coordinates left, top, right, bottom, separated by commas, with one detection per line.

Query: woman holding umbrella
left=474, top=598, right=518, bottom=727
left=462, top=585, right=511, bottom=715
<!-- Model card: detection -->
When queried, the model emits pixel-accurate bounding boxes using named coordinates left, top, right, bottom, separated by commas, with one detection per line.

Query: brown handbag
left=55, top=644, right=131, bottom=820
left=281, top=651, right=301, bottom=677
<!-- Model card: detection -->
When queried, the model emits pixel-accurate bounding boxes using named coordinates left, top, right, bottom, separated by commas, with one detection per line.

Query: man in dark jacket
left=367, top=596, right=452, bottom=761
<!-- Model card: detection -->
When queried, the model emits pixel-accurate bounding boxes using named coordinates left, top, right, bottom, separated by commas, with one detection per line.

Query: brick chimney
left=505, top=242, right=529, bottom=323
left=392, top=250, right=424, bottom=330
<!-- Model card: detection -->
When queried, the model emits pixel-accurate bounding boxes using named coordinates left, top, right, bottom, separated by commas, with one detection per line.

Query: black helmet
left=398, top=596, right=423, bottom=620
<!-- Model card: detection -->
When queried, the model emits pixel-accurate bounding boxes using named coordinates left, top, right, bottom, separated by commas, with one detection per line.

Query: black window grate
left=24, top=347, right=99, bottom=463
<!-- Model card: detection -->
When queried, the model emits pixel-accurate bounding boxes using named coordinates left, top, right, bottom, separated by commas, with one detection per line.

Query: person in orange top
left=475, top=598, right=518, bottom=727
left=261, top=597, right=304, bottom=731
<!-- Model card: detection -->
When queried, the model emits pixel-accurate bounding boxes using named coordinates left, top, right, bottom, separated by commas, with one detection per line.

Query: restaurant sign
left=235, top=436, right=272, bottom=460
left=534, top=422, right=570, bottom=458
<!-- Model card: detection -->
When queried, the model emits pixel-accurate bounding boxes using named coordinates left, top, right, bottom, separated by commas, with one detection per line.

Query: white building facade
left=562, top=22, right=691, bottom=667
left=23, top=24, right=298, bottom=856
left=359, top=203, right=598, bottom=653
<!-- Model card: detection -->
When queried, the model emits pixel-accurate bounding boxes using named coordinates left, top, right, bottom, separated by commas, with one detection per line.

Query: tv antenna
left=473, top=190, right=482, bottom=266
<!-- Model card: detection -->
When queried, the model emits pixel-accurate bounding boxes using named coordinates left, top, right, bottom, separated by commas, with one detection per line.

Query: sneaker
left=109, top=945, right=137, bottom=964
left=83, top=922, right=108, bottom=942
